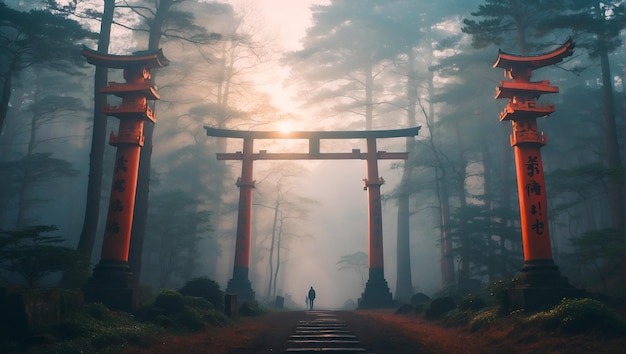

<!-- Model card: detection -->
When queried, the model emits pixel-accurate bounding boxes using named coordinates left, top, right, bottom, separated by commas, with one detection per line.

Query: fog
left=1, top=0, right=623, bottom=309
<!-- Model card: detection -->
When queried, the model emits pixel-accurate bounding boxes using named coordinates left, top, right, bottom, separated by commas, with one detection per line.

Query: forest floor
left=123, top=308, right=626, bottom=354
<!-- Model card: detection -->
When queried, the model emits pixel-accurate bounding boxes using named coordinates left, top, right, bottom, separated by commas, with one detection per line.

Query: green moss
left=468, top=308, right=499, bottom=332
left=154, top=289, right=185, bottom=312
left=204, top=309, right=233, bottom=327
left=179, top=277, right=224, bottom=309
left=526, top=298, right=625, bottom=335
left=183, top=295, right=215, bottom=310
left=458, top=295, right=487, bottom=312
left=32, top=303, right=163, bottom=354
left=169, top=308, right=205, bottom=332
left=442, top=310, right=470, bottom=326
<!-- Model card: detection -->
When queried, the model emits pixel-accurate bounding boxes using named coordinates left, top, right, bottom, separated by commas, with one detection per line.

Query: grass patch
left=28, top=302, right=163, bottom=353
left=526, top=298, right=625, bottom=335
left=135, top=289, right=234, bottom=332
left=17, top=288, right=236, bottom=353
left=468, top=308, right=499, bottom=332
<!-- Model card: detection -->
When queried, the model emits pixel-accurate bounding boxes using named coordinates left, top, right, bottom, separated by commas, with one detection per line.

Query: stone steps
left=285, top=311, right=374, bottom=354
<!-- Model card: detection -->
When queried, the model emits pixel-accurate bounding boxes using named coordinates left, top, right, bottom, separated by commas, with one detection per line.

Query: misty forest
left=0, top=0, right=625, bottom=348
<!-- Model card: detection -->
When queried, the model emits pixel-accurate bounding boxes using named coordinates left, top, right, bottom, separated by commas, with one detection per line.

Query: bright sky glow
left=225, top=0, right=330, bottom=119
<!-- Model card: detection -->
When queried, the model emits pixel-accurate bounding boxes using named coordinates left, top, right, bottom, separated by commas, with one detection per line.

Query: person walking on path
left=307, top=286, right=316, bottom=310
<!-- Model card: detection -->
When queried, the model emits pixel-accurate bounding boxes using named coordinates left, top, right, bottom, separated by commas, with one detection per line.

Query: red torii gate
left=81, top=46, right=169, bottom=311
left=494, top=38, right=582, bottom=310
left=205, top=126, right=420, bottom=308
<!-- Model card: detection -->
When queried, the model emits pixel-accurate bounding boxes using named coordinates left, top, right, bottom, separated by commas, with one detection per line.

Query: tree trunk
left=0, top=62, right=16, bottom=136
left=438, top=169, right=455, bottom=287
left=622, top=8, right=625, bottom=319
left=598, top=39, right=623, bottom=230
left=266, top=203, right=279, bottom=299
left=395, top=49, right=417, bottom=300
left=63, top=0, right=115, bottom=287
left=129, top=0, right=174, bottom=284
left=272, top=216, right=283, bottom=299
left=481, top=138, right=502, bottom=279
left=395, top=171, right=413, bottom=299
left=453, top=123, right=470, bottom=284
left=16, top=71, right=44, bottom=228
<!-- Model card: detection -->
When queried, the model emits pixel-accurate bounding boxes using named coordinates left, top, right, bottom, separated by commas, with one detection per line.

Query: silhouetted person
left=307, top=286, right=316, bottom=310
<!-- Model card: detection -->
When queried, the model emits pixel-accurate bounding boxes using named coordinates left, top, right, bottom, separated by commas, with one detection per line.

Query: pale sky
left=226, top=0, right=329, bottom=51
left=225, top=0, right=330, bottom=119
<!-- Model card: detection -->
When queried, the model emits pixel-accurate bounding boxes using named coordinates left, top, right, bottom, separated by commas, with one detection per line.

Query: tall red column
left=81, top=46, right=168, bottom=311
left=360, top=137, right=393, bottom=308
left=512, top=128, right=552, bottom=262
left=225, top=138, right=256, bottom=301
left=494, top=39, right=581, bottom=310
left=100, top=74, right=146, bottom=263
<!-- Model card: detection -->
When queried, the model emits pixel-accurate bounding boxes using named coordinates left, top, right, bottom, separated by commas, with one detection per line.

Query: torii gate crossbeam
left=206, top=126, right=420, bottom=308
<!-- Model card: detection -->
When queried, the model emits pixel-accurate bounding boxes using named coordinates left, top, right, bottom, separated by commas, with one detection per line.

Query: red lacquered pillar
left=225, top=137, right=256, bottom=302
left=366, top=138, right=385, bottom=273
left=493, top=38, right=582, bottom=310
left=81, top=46, right=167, bottom=312
left=100, top=117, right=144, bottom=262
left=359, top=137, right=392, bottom=308
left=88, top=65, right=151, bottom=295
left=512, top=121, right=552, bottom=262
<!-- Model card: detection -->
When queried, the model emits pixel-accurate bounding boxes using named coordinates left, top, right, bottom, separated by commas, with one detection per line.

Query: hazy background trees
left=0, top=0, right=623, bottom=308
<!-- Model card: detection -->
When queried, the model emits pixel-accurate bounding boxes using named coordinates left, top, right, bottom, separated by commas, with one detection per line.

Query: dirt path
left=124, top=309, right=626, bottom=354
left=124, top=309, right=479, bottom=353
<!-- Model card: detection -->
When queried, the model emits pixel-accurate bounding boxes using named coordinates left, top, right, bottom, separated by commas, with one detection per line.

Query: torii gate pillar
left=80, top=46, right=168, bottom=311
left=494, top=38, right=582, bottom=310
left=225, top=138, right=256, bottom=302
left=360, top=138, right=393, bottom=308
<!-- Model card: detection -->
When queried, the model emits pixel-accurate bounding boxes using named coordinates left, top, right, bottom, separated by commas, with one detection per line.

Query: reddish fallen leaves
left=124, top=309, right=626, bottom=354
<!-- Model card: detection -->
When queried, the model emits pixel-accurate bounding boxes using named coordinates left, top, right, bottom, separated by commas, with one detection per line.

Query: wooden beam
left=205, top=126, right=420, bottom=140
left=217, top=151, right=409, bottom=161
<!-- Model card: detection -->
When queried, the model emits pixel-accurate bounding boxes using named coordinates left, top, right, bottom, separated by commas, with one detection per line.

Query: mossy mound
left=527, top=298, right=625, bottom=335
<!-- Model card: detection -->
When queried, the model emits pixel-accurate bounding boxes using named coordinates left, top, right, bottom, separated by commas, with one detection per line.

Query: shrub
left=414, top=303, right=427, bottom=313
left=45, top=304, right=162, bottom=353
left=458, top=295, right=487, bottom=312
left=487, top=278, right=517, bottom=313
left=527, top=298, right=625, bottom=335
left=154, top=289, right=185, bottom=312
left=443, top=310, right=469, bottom=326
left=469, top=308, right=498, bottom=332
left=169, top=308, right=205, bottom=332
left=204, top=309, right=233, bottom=327
left=410, top=293, right=431, bottom=306
left=425, top=296, right=456, bottom=319
left=152, top=315, right=173, bottom=328
left=83, top=302, right=112, bottom=321
left=183, top=296, right=215, bottom=311
left=179, top=277, right=224, bottom=310
left=394, top=303, right=416, bottom=315
left=239, top=301, right=263, bottom=316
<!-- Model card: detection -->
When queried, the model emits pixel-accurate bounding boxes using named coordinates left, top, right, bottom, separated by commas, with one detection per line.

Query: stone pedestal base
left=359, top=268, right=393, bottom=309
left=225, top=266, right=255, bottom=303
left=508, top=260, right=585, bottom=311
left=84, top=260, right=142, bottom=312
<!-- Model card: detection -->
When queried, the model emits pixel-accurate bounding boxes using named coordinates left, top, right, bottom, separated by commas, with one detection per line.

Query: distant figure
left=305, top=295, right=309, bottom=308
left=307, top=286, right=316, bottom=310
